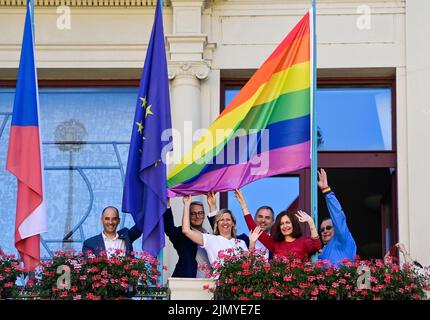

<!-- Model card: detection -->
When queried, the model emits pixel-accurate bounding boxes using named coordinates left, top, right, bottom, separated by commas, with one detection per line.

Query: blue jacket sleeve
left=324, top=190, right=352, bottom=244
left=82, top=240, right=91, bottom=254
left=163, top=207, right=182, bottom=242
left=128, top=225, right=142, bottom=243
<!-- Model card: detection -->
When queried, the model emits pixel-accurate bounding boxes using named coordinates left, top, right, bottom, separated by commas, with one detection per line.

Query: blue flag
left=122, top=0, right=172, bottom=257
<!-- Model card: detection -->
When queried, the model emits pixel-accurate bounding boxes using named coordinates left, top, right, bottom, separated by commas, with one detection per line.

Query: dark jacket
left=82, top=225, right=141, bottom=257
left=163, top=208, right=202, bottom=278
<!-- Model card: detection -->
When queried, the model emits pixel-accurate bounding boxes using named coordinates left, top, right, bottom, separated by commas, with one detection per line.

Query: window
left=221, top=77, right=397, bottom=259
left=0, top=83, right=140, bottom=257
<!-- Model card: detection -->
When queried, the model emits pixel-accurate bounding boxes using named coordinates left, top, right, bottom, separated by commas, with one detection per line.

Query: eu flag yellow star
left=136, top=121, right=144, bottom=134
left=140, top=97, right=147, bottom=107
left=145, top=104, right=154, bottom=118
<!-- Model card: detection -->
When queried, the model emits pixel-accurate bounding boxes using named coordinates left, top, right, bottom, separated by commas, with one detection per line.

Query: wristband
left=321, top=186, right=331, bottom=194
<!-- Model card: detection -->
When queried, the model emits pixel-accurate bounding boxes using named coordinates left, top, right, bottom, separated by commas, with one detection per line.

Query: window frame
left=220, top=76, right=398, bottom=255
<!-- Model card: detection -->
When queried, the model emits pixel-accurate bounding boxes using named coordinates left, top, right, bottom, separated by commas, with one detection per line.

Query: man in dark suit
left=164, top=194, right=218, bottom=278
left=82, top=206, right=141, bottom=257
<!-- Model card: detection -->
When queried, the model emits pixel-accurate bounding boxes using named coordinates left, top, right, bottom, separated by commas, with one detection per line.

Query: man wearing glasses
left=318, top=169, right=357, bottom=266
left=163, top=194, right=217, bottom=278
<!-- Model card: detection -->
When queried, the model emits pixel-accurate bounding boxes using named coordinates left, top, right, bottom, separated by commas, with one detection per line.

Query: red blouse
left=245, top=214, right=321, bottom=260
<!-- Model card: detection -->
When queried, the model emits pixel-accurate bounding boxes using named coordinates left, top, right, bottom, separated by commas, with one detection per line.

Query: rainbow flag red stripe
left=6, top=1, right=47, bottom=272
left=168, top=12, right=312, bottom=196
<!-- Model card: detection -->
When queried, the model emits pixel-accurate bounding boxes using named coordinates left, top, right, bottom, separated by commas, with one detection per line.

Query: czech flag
left=6, top=0, right=47, bottom=272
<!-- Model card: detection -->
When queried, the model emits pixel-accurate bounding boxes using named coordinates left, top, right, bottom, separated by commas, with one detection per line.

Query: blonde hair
left=213, top=209, right=237, bottom=238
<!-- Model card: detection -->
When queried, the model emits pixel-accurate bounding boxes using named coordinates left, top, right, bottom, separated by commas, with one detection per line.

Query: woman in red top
left=234, top=189, right=321, bottom=261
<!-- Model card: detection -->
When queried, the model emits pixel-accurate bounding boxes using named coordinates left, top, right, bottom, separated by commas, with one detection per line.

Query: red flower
left=360, top=290, right=368, bottom=296
left=241, top=262, right=250, bottom=270
left=283, top=275, right=293, bottom=282
left=86, top=293, right=96, bottom=300
left=252, top=292, right=262, bottom=297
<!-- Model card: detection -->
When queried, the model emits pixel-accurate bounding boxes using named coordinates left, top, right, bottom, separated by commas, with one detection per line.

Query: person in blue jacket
left=318, top=169, right=357, bottom=266
left=82, top=206, right=141, bottom=258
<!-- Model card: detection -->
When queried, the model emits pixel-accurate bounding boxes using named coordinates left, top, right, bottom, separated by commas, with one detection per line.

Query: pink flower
left=86, top=293, right=95, bottom=300
left=131, top=270, right=139, bottom=277
left=4, top=282, right=14, bottom=288
left=238, top=297, right=250, bottom=300
left=73, top=295, right=82, bottom=300
left=311, top=288, right=319, bottom=296
left=319, top=285, right=327, bottom=291
left=283, top=275, right=293, bottom=282
left=329, top=289, right=337, bottom=296
left=243, top=287, right=252, bottom=294
left=252, top=292, right=262, bottom=297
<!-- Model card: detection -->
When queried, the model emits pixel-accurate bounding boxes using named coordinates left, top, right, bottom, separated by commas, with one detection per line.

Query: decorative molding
left=168, top=61, right=210, bottom=80
left=0, top=0, right=171, bottom=7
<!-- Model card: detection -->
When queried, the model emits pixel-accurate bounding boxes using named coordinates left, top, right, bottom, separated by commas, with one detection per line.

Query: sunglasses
left=320, top=225, right=333, bottom=232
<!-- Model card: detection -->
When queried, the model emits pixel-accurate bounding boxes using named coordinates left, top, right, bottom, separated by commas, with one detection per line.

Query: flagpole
left=158, top=0, right=164, bottom=289
left=29, top=0, right=34, bottom=35
left=311, top=0, right=318, bottom=229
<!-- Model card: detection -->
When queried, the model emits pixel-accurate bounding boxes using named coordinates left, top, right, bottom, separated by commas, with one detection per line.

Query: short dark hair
left=255, top=205, right=275, bottom=220
left=190, top=201, right=204, bottom=209
left=101, top=206, right=120, bottom=219
left=272, top=210, right=302, bottom=242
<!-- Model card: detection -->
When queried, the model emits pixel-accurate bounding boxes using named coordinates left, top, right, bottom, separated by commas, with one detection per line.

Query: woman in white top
left=182, top=195, right=259, bottom=266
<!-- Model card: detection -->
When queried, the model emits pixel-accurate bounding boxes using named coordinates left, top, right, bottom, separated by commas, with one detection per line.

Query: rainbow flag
left=168, top=12, right=312, bottom=196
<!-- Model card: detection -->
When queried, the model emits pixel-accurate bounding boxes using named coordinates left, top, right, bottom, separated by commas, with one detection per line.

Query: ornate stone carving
left=168, top=61, right=210, bottom=80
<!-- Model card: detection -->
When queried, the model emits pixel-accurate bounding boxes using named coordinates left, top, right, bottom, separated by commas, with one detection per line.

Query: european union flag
left=122, top=0, right=172, bottom=257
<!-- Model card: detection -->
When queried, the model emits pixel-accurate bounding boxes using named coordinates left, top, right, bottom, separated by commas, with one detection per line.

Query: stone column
left=164, top=0, right=215, bottom=278
left=168, top=61, right=210, bottom=161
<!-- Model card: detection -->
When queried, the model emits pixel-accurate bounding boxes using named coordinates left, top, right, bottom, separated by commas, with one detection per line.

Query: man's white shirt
left=102, top=232, right=126, bottom=258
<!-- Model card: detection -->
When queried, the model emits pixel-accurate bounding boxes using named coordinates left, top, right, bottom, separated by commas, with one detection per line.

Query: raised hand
left=317, top=168, right=329, bottom=190
left=249, top=226, right=263, bottom=243
left=234, top=189, right=247, bottom=208
left=206, top=192, right=217, bottom=211
left=295, top=210, right=312, bottom=224
left=183, top=195, right=192, bottom=206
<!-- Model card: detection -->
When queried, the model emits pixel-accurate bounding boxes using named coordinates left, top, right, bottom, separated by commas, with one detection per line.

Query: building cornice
left=0, top=0, right=171, bottom=7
